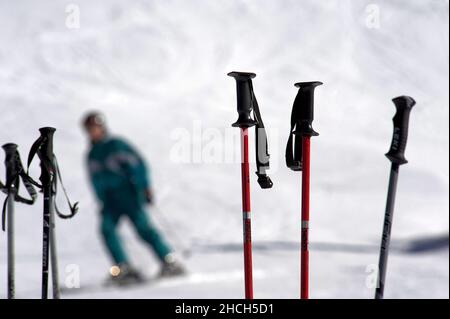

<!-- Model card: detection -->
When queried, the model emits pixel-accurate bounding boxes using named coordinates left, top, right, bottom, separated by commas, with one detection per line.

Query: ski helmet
left=82, top=111, right=106, bottom=129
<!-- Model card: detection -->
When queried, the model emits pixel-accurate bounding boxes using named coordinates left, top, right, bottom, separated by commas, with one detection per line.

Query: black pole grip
left=2, top=143, right=18, bottom=188
left=385, top=96, right=415, bottom=165
left=228, top=71, right=258, bottom=128
left=292, top=81, right=323, bottom=136
left=38, top=127, right=56, bottom=185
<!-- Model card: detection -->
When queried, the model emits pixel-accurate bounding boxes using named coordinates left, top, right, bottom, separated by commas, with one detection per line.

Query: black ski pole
left=27, top=127, right=56, bottom=299
left=2, top=144, right=18, bottom=299
left=25, top=127, right=78, bottom=299
left=40, top=127, right=55, bottom=300
left=1, top=143, right=37, bottom=299
left=375, top=96, right=415, bottom=299
left=49, top=190, right=60, bottom=299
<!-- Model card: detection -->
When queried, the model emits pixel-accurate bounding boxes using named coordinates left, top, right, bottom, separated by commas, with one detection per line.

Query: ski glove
left=146, top=188, right=154, bottom=205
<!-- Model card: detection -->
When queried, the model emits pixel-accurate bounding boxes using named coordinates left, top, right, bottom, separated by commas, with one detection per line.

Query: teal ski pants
left=100, top=207, right=172, bottom=265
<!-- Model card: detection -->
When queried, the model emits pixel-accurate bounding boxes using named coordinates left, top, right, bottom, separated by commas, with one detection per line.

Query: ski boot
left=106, top=263, right=145, bottom=287
left=158, top=254, right=186, bottom=278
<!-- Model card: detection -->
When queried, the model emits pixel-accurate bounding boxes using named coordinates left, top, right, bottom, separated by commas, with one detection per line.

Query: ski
left=60, top=271, right=187, bottom=296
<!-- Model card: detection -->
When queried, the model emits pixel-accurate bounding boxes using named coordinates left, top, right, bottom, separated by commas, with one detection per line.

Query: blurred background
left=0, top=0, right=448, bottom=298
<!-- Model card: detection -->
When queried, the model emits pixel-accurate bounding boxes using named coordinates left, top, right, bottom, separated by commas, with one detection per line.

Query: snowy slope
left=0, top=0, right=448, bottom=299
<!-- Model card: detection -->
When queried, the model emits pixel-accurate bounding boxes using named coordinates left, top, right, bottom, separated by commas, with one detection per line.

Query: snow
left=0, top=0, right=448, bottom=299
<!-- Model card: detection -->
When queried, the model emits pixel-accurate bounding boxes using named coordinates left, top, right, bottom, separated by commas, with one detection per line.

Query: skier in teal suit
left=82, top=111, right=184, bottom=284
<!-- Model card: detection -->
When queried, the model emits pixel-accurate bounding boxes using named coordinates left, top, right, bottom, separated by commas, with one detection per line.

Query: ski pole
left=2, top=144, right=18, bottom=299
left=49, top=193, right=60, bottom=299
left=26, top=127, right=56, bottom=299
left=228, top=71, right=273, bottom=299
left=1, top=144, right=38, bottom=299
left=146, top=187, right=192, bottom=258
left=375, top=96, right=415, bottom=299
left=285, top=81, right=322, bottom=299
left=152, top=206, right=192, bottom=258
left=240, top=126, right=253, bottom=299
left=39, top=127, right=56, bottom=300
left=25, top=128, right=78, bottom=299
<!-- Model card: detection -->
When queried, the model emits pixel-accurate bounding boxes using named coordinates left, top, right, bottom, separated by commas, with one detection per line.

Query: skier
left=82, top=111, right=185, bottom=285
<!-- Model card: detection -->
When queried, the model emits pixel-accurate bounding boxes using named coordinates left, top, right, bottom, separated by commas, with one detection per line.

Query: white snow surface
left=0, top=0, right=448, bottom=299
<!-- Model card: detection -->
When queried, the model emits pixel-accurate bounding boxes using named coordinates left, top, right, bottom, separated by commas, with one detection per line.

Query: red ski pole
left=285, top=81, right=322, bottom=299
left=241, top=128, right=253, bottom=299
left=229, top=71, right=273, bottom=299
left=300, top=136, right=311, bottom=299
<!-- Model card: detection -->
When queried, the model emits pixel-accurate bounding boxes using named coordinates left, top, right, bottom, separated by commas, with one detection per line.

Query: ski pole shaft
left=50, top=195, right=60, bottom=299
left=3, top=143, right=18, bottom=299
left=375, top=96, right=415, bottom=299
left=7, top=193, right=15, bottom=299
left=42, top=183, right=51, bottom=299
left=375, top=163, right=399, bottom=299
left=240, top=128, right=253, bottom=299
left=300, top=136, right=311, bottom=299
left=37, top=127, right=56, bottom=299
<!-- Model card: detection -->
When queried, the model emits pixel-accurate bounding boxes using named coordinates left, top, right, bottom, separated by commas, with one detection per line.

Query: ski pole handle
left=2, top=144, right=18, bottom=189
left=38, top=127, right=56, bottom=185
left=228, top=71, right=258, bottom=128
left=293, top=82, right=323, bottom=136
left=385, top=96, right=415, bottom=165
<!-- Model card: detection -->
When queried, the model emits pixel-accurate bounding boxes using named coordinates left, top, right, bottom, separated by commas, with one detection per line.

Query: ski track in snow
left=0, top=0, right=448, bottom=298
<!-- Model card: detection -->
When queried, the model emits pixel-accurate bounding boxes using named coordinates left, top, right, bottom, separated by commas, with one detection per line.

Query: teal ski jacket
left=87, top=136, right=150, bottom=207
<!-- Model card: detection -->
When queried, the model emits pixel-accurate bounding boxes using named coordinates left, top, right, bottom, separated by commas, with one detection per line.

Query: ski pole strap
left=228, top=71, right=273, bottom=189
left=1, top=197, right=7, bottom=232
left=1, top=145, right=38, bottom=231
left=27, top=134, right=53, bottom=188
left=285, top=81, right=322, bottom=171
left=2, top=163, right=38, bottom=205
left=26, top=130, right=78, bottom=220
left=286, top=90, right=304, bottom=171
left=249, top=81, right=273, bottom=189
left=1, top=171, right=38, bottom=231
left=53, top=156, right=78, bottom=219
